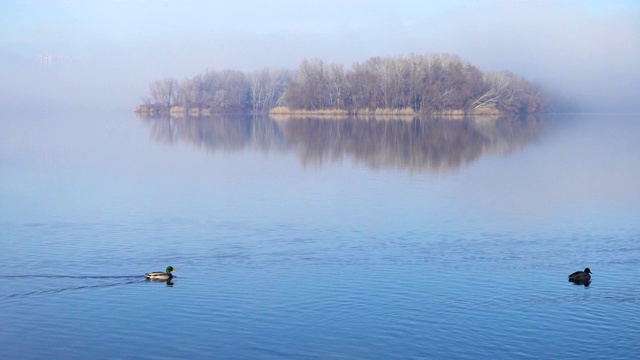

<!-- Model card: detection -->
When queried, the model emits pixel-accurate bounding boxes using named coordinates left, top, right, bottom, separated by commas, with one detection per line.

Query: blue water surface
left=1, top=111, right=639, bottom=359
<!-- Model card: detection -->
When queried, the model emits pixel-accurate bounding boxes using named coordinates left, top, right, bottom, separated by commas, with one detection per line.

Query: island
left=135, top=53, right=546, bottom=118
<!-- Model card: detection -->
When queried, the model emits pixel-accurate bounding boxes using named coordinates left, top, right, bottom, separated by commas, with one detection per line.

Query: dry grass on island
left=268, top=107, right=501, bottom=121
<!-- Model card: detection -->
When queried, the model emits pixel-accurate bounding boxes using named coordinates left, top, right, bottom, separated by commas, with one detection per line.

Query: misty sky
left=1, top=0, right=639, bottom=112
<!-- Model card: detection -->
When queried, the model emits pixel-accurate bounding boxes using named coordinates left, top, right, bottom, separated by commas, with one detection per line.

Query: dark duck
left=568, top=267, right=591, bottom=284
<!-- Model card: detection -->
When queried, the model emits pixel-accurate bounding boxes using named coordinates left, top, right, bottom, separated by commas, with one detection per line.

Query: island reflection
left=140, top=114, right=543, bottom=173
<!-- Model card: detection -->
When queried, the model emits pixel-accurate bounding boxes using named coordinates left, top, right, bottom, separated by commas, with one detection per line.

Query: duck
left=568, top=267, right=591, bottom=283
left=145, top=266, right=174, bottom=280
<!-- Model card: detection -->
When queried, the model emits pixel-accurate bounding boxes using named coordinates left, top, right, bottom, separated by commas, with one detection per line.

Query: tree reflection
left=141, top=114, right=287, bottom=153
left=139, top=114, right=543, bottom=173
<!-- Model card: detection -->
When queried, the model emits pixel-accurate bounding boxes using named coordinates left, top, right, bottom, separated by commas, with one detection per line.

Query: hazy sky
left=1, top=0, right=639, bottom=112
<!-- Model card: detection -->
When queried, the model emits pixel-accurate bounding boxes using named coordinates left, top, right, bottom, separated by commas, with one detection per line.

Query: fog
left=1, top=0, right=638, bottom=113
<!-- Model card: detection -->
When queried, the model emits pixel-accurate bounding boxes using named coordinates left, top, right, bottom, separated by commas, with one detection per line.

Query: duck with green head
left=146, top=266, right=174, bottom=280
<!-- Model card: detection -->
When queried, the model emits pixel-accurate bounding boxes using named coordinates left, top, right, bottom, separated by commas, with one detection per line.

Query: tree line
left=142, top=68, right=293, bottom=113
left=140, top=53, right=546, bottom=115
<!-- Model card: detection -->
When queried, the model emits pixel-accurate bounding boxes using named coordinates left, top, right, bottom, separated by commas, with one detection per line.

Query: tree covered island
left=136, top=53, right=546, bottom=117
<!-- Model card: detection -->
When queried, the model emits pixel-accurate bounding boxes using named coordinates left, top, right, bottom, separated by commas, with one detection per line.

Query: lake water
left=1, top=111, right=639, bottom=359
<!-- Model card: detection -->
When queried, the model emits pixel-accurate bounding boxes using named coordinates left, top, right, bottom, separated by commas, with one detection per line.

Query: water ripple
left=1, top=275, right=146, bottom=301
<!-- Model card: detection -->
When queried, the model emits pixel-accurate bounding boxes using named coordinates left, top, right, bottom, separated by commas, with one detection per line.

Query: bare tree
left=142, top=53, right=544, bottom=115
left=148, top=78, right=177, bottom=109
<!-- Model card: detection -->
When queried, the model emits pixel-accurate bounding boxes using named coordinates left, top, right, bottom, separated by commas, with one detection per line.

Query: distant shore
left=135, top=105, right=502, bottom=119
left=137, top=53, right=546, bottom=118
left=269, top=106, right=501, bottom=117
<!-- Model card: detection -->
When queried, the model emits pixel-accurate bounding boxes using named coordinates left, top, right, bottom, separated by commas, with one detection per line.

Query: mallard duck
left=145, top=266, right=174, bottom=280
left=568, top=267, right=591, bottom=283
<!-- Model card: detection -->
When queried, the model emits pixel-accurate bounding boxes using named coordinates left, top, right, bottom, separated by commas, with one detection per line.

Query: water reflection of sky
left=2, top=111, right=640, bottom=359
left=135, top=113, right=640, bottom=228
left=1, top=112, right=639, bottom=232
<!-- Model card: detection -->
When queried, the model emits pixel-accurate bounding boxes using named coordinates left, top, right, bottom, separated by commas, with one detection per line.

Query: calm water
left=1, top=111, right=639, bottom=359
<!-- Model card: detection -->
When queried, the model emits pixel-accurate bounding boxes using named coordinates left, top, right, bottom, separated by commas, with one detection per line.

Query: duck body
left=146, top=266, right=174, bottom=280
left=568, top=267, right=591, bottom=283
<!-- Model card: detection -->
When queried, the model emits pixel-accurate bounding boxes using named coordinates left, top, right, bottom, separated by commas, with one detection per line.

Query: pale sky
left=1, top=0, right=639, bottom=112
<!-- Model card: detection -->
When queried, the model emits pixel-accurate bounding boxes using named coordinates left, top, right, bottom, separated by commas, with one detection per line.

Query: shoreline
left=135, top=105, right=505, bottom=120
